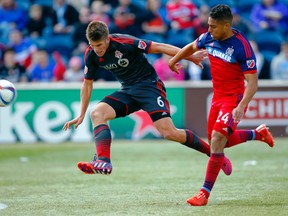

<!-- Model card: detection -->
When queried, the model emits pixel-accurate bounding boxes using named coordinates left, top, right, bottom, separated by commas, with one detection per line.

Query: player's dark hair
left=86, top=20, right=109, bottom=41
left=209, top=4, right=233, bottom=24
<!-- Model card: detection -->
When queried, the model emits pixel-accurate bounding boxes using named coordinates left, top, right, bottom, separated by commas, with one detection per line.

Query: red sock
left=225, top=130, right=253, bottom=148
left=94, top=124, right=112, bottom=161
left=202, top=153, right=225, bottom=197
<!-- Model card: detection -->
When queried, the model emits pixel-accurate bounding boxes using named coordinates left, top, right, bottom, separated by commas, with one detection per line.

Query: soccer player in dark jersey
left=169, top=4, right=275, bottom=206
left=63, top=20, right=234, bottom=178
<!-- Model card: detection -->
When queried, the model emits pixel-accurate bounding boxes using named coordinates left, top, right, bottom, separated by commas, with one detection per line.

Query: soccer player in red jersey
left=169, top=4, right=274, bottom=206
left=63, top=20, right=233, bottom=177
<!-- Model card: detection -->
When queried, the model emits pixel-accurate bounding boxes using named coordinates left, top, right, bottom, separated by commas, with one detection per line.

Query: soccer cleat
left=77, top=160, right=112, bottom=175
left=187, top=191, right=208, bottom=206
left=255, top=124, right=275, bottom=147
left=221, top=156, right=232, bottom=176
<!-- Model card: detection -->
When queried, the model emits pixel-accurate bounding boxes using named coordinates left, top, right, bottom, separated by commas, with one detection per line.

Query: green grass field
left=0, top=138, right=287, bottom=216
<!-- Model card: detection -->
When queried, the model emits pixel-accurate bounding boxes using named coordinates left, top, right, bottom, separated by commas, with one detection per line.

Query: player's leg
left=153, top=117, right=231, bottom=175
left=225, top=124, right=274, bottom=148
left=77, top=102, right=116, bottom=175
left=154, top=117, right=210, bottom=155
left=187, top=126, right=228, bottom=206
left=139, top=79, right=231, bottom=175
left=187, top=105, right=233, bottom=206
left=78, top=91, right=139, bottom=175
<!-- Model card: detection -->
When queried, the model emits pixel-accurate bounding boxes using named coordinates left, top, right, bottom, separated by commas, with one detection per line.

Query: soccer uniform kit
left=84, top=34, right=171, bottom=122
left=196, top=29, right=257, bottom=139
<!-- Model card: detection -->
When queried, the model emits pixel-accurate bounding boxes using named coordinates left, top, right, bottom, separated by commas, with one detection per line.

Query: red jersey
left=196, top=29, right=257, bottom=99
left=166, top=0, right=199, bottom=29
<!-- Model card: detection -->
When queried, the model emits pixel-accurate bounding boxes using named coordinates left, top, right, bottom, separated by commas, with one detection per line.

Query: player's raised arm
left=168, top=41, right=199, bottom=73
left=149, top=41, right=206, bottom=71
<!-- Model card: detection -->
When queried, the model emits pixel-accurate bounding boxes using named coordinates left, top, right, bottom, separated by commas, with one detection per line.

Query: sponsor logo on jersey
left=115, top=50, right=123, bottom=59
left=118, top=58, right=129, bottom=67
left=246, top=59, right=255, bottom=68
left=209, top=49, right=232, bottom=62
left=138, top=40, right=147, bottom=50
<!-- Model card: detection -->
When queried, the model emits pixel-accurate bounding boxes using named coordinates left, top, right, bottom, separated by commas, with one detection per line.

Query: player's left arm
left=232, top=73, right=258, bottom=123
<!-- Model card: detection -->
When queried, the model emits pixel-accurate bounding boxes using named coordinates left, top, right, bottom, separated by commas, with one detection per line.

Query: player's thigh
left=91, top=102, right=116, bottom=121
left=101, top=90, right=140, bottom=118
left=154, top=117, right=176, bottom=133
left=134, top=79, right=171, bottom=122
left=207, top=104, right=220, bottom=141
left=213, top=105, right=237, bottom=139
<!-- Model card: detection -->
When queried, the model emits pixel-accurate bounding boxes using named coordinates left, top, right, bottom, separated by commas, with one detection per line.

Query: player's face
left=208, top=17, right=230, bottom=41
left=89, top=37, right=110, bottom=57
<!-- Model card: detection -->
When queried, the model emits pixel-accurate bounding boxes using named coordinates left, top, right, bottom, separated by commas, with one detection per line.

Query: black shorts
left=100, top=78, right=171, bottom=122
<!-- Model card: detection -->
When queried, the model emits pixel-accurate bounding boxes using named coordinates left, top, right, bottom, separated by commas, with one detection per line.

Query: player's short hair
left=86, top=20, right=109, bottom=41
left=209, top=4, right=233, bottom=24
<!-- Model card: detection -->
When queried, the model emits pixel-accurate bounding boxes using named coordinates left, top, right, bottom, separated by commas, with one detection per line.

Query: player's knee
left=210, top=132, right=227, bottom=152
left=159, top=129, right=178, bottom=141
left=90, top=109, right=102, bottom=121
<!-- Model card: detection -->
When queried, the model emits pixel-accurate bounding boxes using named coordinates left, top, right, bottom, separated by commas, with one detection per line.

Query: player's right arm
left=168, top=41, right=199, bottom=73
left=63, top=73, right=93, bottom=130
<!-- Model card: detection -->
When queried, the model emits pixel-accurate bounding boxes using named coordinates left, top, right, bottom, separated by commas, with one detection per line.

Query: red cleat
left=221, top=156, right=232, bottom=176
left=255, top=124, right=275, bottom=147
left=77, top=160, right=112, bottom=175
left=187, top=191, right=208, bottom=206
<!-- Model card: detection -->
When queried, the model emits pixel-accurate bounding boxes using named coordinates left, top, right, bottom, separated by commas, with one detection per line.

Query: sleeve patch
left=246, top=59, right=255, bottom=69
left=138, top=40, right=147, bottom=50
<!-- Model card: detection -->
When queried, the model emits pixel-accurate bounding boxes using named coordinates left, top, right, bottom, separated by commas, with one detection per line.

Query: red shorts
left=207, top=95, right=247, bottom=140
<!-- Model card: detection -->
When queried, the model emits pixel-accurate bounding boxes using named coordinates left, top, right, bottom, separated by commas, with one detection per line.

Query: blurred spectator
left=28, top=49, right=65, bottom=82
left=250, top=40, right=271, bottom=79
left=8, top=29, right=37, bottom=69
left=166, top=0, right=199, bottom=30
left=0, top=0, right=28, bottom=43
left=250, top=0, right=288, bottom=34
left=232, top=7, right=253, bottom=37
left=165, top=0, right=199, bottom=47
left=110, top=0, right=150, bottom=37
left=89, top=0, right=118, bottom=9
left=63, top=55, right=84, bottom=82
left=270, top=40, right=288, bottom=80
left=67, top=0, right=89, bottom=11
left=0, top=48, right=28, bottom=82
left=187, top=58, right=211, bottom=80
left=193, top=4, right=210, bottom=38
left=90, top=1, right=111, bottom=26
left=52, top=51, right=66, bottom=81
left=154, top=54, right=185, bottom=81
left=26, top=4, right=46, bottom=38
left=51, top=0, right=79, bottom=35
left=0, top=42, right=6, bottom=63
left=141, top=0, right=167, bottom=43
left=72, top=7, right=91, bottom=56
left=0, top=0, right=27, bottom=30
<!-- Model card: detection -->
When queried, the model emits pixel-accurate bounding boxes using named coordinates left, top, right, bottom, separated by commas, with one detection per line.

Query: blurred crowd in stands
left=0, top=0, right=288, bottom=83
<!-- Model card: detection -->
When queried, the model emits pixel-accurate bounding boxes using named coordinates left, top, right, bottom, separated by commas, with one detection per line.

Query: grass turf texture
left=0, top=138, right=287, bottom=216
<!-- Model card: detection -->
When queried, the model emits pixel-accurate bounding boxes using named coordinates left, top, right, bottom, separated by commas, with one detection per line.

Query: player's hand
left=191, top=50, right=208, bottom=69
left=168, top=59, right=182, bottom=74
left=63, top=116, right=84, bottom=130
left=232, top=106, right=245, bottom=123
